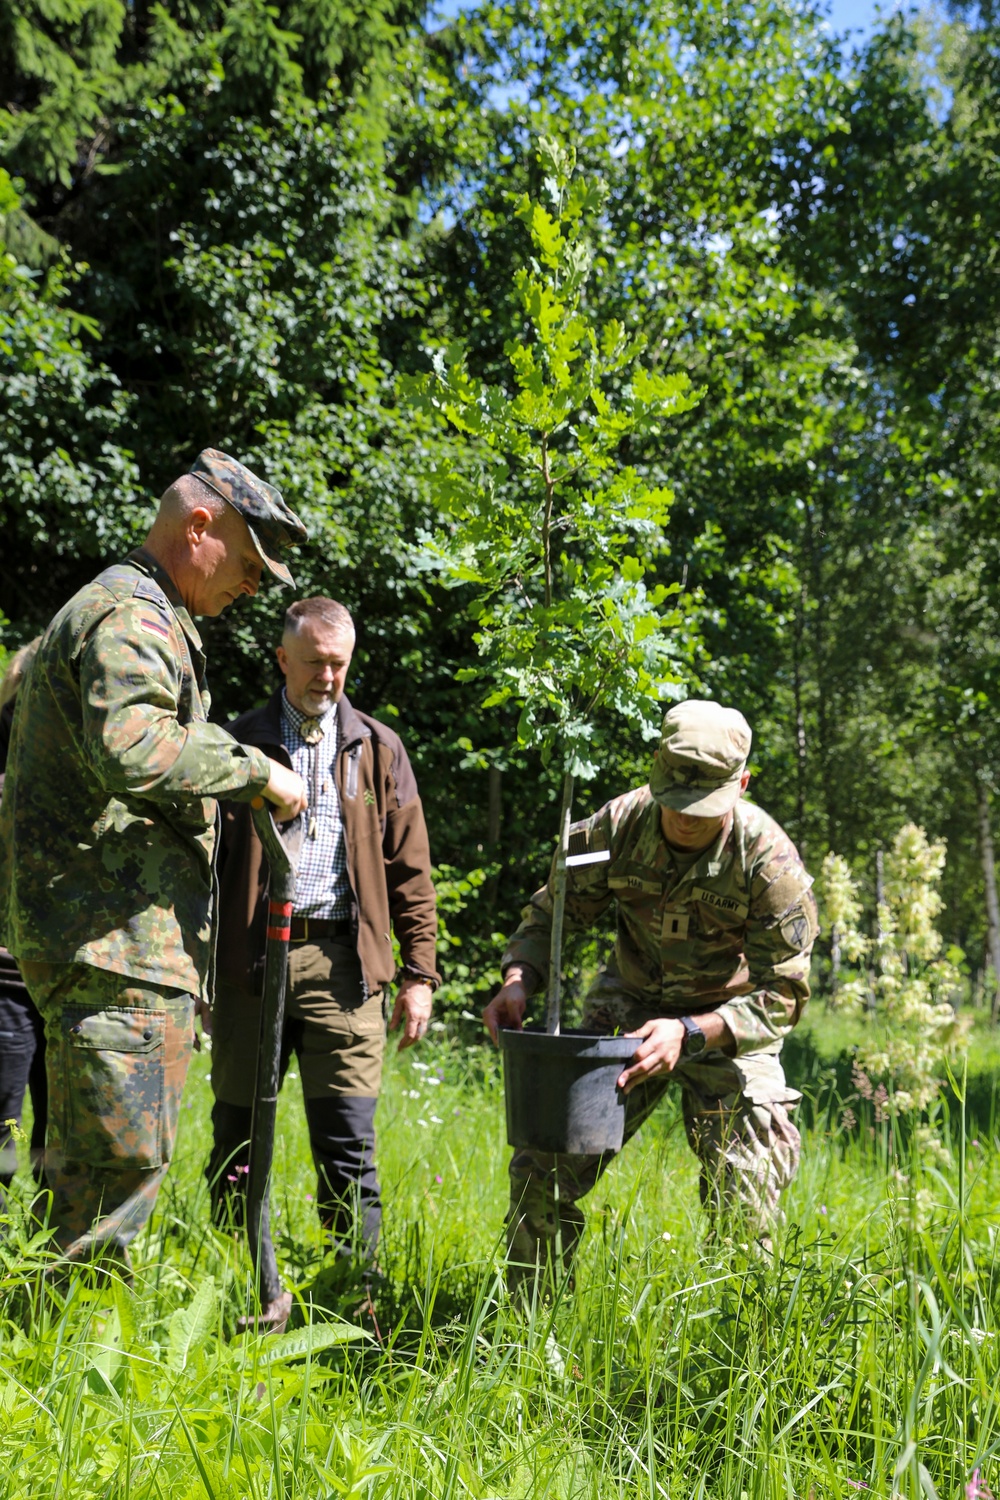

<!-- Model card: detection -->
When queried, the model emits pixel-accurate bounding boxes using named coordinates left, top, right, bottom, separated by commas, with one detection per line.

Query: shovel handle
left=246, top=795, right=301, bottom=1315
left=251, top=797, right=300, bottom=902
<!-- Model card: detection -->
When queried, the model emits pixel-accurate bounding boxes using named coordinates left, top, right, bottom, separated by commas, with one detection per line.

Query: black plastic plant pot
left=498, top=1027, right=639, bottom=1155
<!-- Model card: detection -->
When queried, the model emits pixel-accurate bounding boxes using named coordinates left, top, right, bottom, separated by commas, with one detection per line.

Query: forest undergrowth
left=1, top=1019, right=999, bottom=1499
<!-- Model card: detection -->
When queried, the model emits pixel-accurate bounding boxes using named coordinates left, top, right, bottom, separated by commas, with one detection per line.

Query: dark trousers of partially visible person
left=0, top=948, right=47, bottom=1193
left=206, top=936, right=385, bottom=1261
left=506, top=1007, right=801, bottom=1299
left=18, top=959, right=193, bottom=1261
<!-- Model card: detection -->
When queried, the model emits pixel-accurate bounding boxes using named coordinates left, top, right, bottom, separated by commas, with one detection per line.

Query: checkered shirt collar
left=280, top=690, right=338, bottom=738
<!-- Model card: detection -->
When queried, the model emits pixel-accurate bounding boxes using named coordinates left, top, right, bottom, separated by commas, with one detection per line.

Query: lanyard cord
left=309, top=741, right=320, bottom=840
left=300, top=717, right=324, bottom=839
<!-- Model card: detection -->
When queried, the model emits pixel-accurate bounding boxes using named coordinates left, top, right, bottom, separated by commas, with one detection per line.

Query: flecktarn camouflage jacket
left=0, top=551, right=272, bottom=999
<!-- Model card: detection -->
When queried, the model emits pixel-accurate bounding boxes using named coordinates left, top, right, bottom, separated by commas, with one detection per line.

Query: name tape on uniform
left=691, top=886, right=748, bottom=918
left=566, top=849, right=611, bottom=867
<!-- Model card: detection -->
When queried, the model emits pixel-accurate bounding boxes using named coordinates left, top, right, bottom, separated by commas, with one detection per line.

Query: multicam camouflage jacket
left=0, top=550, right=272, bottom=1000
left=502, top=786, right=819, bottom=1055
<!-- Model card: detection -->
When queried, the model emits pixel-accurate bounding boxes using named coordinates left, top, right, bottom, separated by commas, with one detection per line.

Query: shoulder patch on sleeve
left=140, top=615, right=171, bottom=642
left=567, top=822, right=609, bottom=860
left=758, top=867, right=814, bottom=920
left=779, top=903, right=818, bottom=952
left=567, top=826, right=592, bottom=859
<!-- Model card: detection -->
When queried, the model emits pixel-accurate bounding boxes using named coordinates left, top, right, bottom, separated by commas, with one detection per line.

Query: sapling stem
left=546, top=769, right=575, bottom=1035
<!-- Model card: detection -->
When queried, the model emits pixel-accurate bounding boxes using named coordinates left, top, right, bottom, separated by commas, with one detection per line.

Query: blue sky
left=431, top=1, right=906, bottom=47
left=826, top=0, right=903, bottom=39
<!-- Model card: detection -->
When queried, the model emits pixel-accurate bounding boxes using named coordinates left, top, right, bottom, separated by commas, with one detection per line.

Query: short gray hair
left=157, top=473, right=228, bottom=522
left=284, top=597, right=354, bottom=638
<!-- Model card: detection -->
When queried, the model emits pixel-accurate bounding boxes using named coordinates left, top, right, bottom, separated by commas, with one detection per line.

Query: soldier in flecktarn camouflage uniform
left=0, top=450, right=309, bottom=1263
left=483, top=699, right=819, bottom=1294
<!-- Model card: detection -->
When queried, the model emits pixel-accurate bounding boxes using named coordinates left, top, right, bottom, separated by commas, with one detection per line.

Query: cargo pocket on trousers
left=60, top=1007, right=166, bottom=1171
left=318, top=989, right=385, bottom=1039
left=350, top=991, right=385, bottom=1038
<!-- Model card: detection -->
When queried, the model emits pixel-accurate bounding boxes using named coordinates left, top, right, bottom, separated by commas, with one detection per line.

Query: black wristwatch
left=679, top=1015, right=707, bottom=1057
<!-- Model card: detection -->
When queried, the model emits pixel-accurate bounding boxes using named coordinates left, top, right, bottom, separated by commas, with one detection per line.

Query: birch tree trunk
left=976, top=775, right=1000, bottom=1025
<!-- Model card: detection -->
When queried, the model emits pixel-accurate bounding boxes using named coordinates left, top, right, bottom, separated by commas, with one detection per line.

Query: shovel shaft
left=247, top=801, right=302, bottom=1311
left=246, top=895, right=291, bottom=1308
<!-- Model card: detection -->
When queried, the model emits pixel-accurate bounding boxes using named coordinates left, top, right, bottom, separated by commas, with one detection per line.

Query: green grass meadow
left=2, top=1013, right=1000, bottom=1498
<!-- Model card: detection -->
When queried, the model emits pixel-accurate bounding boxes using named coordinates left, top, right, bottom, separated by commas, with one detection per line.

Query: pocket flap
left=61, top=1007, right=165, bottom=1053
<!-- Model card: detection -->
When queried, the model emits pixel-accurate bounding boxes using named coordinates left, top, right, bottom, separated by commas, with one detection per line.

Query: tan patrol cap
left=649, top=699, right=752, bottom=817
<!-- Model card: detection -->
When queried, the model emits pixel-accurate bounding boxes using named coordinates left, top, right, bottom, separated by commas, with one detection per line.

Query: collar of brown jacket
left=225, top=687, right=370, bottom=768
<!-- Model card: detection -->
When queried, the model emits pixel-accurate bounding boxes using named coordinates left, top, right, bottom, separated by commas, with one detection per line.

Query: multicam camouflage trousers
left=19, top=960, right=193, bottom=1260
left=507, top=1016, right=800, bottom=1295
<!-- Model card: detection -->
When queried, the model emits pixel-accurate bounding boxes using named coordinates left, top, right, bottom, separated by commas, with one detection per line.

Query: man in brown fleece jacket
left=205, top=596, right=439, bottom=1259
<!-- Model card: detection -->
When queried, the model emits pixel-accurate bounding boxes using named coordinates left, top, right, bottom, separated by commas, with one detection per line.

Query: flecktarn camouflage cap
left=649, top=699, right=752, bottom=817
left=189, top=448, right=308, bottom=587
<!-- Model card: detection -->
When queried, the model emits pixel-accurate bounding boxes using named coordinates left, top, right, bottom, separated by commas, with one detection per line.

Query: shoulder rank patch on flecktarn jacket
left=501, top=786, right=819, bottom=1056
left=0, top=552, right=272, bottom=1000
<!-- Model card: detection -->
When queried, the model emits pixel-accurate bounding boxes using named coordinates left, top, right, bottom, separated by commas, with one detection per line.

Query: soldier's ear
left=276, top=645, right=289, bottom=677
left=187, top=507, right=213, bottom=541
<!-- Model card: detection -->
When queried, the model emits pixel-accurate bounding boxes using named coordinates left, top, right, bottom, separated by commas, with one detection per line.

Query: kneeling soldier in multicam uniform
left=483, top=699, right=818, bottom=1293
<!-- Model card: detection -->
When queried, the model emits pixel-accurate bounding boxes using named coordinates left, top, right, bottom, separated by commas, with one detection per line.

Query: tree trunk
left=484, top=765, right=503, bottom=908
left=546, top=770, right=575, bottom=1035
left=487, top=765, right=502, bottom=849
left=976, top=776, right=1000, bottom=1024
left=792, top=585, right=808, bottom=855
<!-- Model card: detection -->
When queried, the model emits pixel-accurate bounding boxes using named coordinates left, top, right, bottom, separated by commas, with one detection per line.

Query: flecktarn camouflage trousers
left=506, top=1005, right=801, bottom=1294
left=18, top=960, right=193, bottom=1260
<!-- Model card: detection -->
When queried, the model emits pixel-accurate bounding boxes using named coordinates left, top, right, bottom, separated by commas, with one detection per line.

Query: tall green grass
left=1, top=1020, right=998, bottom=1498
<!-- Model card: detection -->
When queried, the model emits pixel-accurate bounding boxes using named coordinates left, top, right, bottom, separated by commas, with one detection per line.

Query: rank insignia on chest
left=663, top=911, right=690, bottom=941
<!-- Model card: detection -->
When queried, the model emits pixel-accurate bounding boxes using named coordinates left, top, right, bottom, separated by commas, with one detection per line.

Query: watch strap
left=680, top=1014, right=707, bottom=1055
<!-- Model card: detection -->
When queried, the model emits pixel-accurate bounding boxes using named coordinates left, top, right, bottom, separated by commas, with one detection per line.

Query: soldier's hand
left=618, top=1017, right=686, bottom=1094
left=483, top=971, right=530, bottom=1046
left=261, top=760, right=308, bottom=821
left=390, top=978, right=434, bottom=1052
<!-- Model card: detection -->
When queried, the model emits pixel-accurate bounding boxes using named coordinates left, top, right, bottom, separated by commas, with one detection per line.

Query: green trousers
left=19, top=960, right=193, bottom=1259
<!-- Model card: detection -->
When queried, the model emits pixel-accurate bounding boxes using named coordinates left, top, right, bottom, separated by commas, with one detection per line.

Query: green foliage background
left=4, top=0, right=1000, bottom=1006
left=7, top=8, right=1000, bottom=1493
